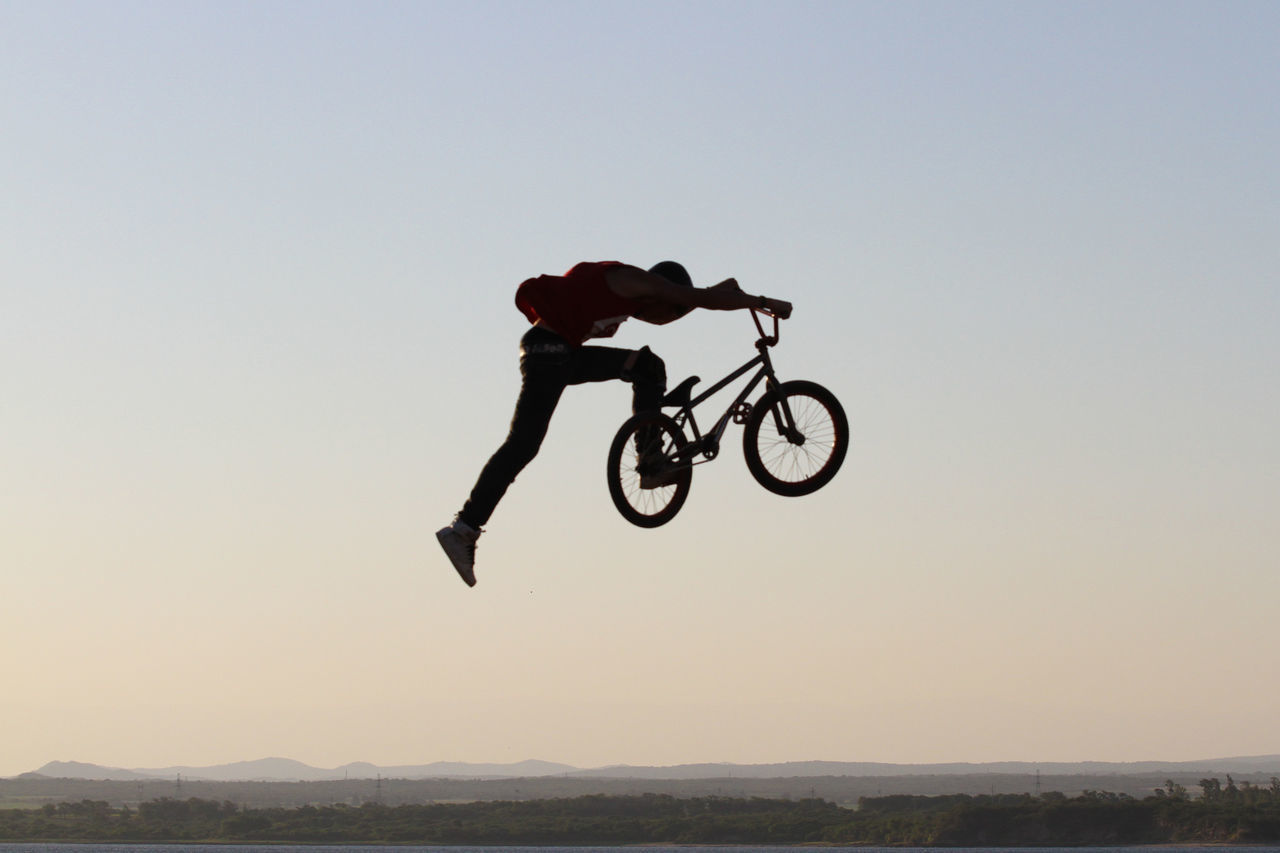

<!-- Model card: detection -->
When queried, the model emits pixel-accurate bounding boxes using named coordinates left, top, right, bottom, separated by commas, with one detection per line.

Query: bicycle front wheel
left=743, top=380, right=848, bottom=496
left=607, top=411, right=693, bottom=528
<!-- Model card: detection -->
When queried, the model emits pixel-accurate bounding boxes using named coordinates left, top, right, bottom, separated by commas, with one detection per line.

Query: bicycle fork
left=769, top=395, right=806, bottom=446
left=759, top=365, right=806, bottom=446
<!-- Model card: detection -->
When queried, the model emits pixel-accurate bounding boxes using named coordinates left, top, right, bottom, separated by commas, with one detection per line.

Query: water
left=5, top=847, right=1280, bottom=853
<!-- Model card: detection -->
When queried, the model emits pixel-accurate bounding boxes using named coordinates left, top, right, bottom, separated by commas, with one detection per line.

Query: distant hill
left=30, top=762, right=154, bottom=781
left=22, top=755, right=1280, bottom=783
left=572, top=757, right=1280, bottom=779
left=29, top=757, right=579, bottom=782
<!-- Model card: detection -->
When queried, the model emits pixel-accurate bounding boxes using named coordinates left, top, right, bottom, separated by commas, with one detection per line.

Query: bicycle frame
left=665, top=310, right=797, bottom=465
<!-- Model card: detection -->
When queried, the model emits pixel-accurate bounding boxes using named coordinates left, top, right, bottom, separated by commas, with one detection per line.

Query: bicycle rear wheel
left=607, top=412, right=693, bottom=527
left=743, top=380, right=848, bottom=496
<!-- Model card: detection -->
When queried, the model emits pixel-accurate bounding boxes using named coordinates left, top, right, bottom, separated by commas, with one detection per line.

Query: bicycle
left=606, top=309, right=848, bottom=527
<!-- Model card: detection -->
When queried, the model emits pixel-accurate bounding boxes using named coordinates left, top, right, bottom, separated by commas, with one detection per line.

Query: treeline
left=5, top=796, right=841, bottom=845
left=3, top=780, right=1280, bottom=845
left=9, top=769, right=1273, bottom=807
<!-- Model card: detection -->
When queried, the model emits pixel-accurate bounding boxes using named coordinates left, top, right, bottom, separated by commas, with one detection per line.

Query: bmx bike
left=607, top=309, right=848, bottom=527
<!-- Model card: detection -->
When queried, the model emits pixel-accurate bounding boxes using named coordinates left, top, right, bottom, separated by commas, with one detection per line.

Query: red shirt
left=514, top=261, right=642, bottom=345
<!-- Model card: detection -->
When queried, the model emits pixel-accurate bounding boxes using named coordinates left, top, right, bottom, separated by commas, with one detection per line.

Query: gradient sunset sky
left=3, top=0, right=1277, bottom=777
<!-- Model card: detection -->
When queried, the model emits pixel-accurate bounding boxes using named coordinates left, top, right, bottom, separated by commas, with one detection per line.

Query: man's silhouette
left=437, top=260, right=791, bottom=586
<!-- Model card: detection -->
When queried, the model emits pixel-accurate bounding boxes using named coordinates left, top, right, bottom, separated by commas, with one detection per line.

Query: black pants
left=459, top=326, right=666, bottom=528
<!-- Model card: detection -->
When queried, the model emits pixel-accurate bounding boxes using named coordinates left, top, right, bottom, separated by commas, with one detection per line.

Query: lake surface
left=7, top=840, right=1280, bottom=845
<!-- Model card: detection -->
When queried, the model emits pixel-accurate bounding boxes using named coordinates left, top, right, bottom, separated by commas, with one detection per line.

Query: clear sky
left=3, top=0, right=1277, bottom=778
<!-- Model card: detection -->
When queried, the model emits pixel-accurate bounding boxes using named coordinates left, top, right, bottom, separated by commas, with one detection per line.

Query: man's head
left=634, top=260, right=694, bottom=324
left=648, top=260, right=693, bottom=289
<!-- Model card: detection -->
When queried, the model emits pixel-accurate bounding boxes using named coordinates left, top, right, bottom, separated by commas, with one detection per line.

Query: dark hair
left=648, top=260, right=692, bottom=288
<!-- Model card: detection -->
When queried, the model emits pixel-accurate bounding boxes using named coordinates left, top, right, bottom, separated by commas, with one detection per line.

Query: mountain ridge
left=22, top=755, right=1280, bottom=782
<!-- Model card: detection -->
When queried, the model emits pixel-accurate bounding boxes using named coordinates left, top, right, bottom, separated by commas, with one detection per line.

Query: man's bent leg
left=620, top=345, right=666, bottom=414
left=568, top=345, right=672, bottom=483
left=569, top=344, right=667, bottom=413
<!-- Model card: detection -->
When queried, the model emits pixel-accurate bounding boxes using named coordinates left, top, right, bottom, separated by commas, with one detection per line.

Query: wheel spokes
left=757, top=396, right=838, bottom=483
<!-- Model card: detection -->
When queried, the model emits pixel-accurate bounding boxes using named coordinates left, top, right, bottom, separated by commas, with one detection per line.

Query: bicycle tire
left=607, top=411, right=693, bottom=527
left=743, top=380, right=848, bottom=497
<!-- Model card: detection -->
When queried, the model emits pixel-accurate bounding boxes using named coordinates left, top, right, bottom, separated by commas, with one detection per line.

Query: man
left=436, top=260, right=792, bottom=587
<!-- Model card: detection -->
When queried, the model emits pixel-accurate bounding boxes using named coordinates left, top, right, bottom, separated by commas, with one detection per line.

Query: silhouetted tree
left=1157, top=779, right=1189, bottom=800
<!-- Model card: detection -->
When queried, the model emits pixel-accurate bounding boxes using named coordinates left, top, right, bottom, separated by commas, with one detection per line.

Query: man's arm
left=606, top=265, right=792, bottom=318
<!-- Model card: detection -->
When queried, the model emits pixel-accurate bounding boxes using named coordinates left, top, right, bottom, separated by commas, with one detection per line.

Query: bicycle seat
left=661, top=376, right=700, bottom=408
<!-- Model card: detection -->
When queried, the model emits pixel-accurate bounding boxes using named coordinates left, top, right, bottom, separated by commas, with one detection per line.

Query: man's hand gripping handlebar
left=707, top=277, right=792, bottom=319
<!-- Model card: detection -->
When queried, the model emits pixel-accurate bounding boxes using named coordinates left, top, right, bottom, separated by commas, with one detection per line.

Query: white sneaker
left=436, top=517, right=480, bottom=587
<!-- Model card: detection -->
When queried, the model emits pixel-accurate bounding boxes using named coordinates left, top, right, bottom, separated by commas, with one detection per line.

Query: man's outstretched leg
left=437, top=330, right=567, bottom=586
